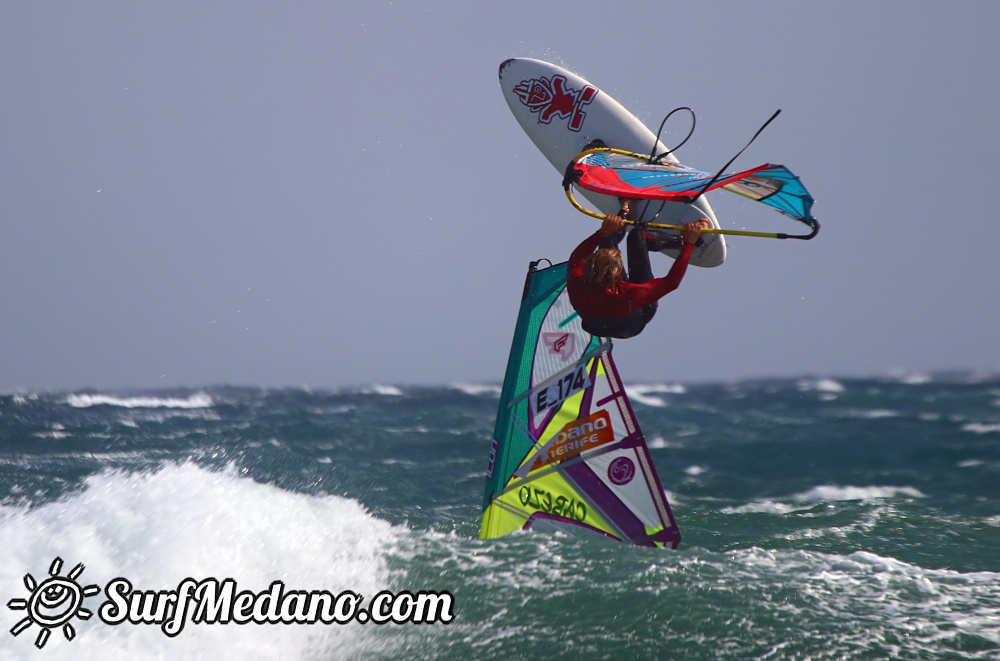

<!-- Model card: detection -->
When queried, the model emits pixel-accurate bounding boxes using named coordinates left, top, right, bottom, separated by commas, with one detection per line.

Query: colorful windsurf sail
left=566, top=148, right=818, bottom=238
left=480, top=260, right=681, bottom=548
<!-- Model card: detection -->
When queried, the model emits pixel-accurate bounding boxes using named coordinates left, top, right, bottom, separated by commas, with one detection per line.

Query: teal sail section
left=481, top=260, right=574, bottom=514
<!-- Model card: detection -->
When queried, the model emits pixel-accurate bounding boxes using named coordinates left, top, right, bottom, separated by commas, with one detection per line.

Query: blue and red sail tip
left=569, top=150, right=816, bottom=227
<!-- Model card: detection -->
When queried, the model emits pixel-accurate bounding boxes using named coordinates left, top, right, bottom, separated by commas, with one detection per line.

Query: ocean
left=1, top=375, right=998, bottom=660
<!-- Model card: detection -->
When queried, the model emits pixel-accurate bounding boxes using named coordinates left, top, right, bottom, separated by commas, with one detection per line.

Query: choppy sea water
left=1, top=375, right=998, bottom=660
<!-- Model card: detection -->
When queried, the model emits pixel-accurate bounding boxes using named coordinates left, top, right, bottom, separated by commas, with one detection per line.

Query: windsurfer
left=566, top=200, right=708, bottom=339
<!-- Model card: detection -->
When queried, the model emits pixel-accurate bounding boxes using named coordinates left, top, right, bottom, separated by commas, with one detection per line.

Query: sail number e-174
left=534, top=364, right=589, bottom=414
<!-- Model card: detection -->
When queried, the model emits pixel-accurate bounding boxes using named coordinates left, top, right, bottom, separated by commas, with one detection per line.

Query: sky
left=2, top=1, right=998, bottom=392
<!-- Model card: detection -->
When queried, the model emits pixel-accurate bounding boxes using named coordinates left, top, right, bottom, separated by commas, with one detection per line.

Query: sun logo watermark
left=7, top=557, right=100, bottom=649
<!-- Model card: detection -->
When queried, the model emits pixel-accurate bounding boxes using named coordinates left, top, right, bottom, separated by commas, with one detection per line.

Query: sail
left=570, top=150, right=816, bottom=226
left=480, top=260, right=681, bottom=548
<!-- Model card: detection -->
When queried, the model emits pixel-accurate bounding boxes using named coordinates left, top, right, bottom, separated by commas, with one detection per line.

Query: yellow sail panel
left=480, top=469, right=616, bottom=541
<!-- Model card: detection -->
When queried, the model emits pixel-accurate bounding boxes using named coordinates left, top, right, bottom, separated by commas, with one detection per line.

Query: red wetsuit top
left=566, top=229, right=695, bottom=319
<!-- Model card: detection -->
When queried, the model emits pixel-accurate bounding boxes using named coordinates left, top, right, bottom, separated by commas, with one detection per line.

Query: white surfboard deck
left=500, top=57, right=726, bottom=268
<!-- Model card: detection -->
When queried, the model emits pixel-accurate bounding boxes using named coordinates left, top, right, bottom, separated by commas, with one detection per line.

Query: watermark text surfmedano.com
left=99, top=578, right=455, bottom=635
left=7, top=558, right=454, bottom=650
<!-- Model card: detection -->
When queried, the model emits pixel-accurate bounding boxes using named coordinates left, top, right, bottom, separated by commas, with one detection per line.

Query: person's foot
left=618, top=197, right=636, bottom=221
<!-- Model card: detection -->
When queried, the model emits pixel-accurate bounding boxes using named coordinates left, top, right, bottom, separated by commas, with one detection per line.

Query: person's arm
left=624, top=219, right=707, bottom=308
left=626, top=242, right=694, bottom=307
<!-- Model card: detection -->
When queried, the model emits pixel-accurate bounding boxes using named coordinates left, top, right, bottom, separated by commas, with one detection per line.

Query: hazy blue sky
left=2, top=1, right=998, bottom=391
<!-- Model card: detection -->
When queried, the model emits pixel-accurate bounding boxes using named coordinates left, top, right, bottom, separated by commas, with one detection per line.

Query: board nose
left=499, top=58, right=517, bottom=80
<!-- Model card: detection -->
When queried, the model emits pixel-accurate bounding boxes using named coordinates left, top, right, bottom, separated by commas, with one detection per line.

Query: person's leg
left=623, top=226, right=659, bottom=335
left=599, top=227, right=626, bottom=250
left=625, top=225, right=654, bottom=284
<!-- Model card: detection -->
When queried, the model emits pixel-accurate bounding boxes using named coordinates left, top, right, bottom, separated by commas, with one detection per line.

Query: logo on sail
left=542, top=332, right=575, bottom=362
left=607, top=457, right=636, bottom=485
left=531, top=410, right=614, bottom=470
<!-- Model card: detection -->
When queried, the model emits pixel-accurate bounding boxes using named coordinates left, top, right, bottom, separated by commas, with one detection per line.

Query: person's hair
left=585, top=248, right=624, bottom=288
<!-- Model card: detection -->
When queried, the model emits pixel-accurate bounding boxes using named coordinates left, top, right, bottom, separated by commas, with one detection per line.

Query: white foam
left=360, top=385, right=404, bottom=397
left=66, top=393, right=214, bottom=409
left=797, top=378, right=845, bottom=393
left=449, top=383, right=502, bottom=397
left=0, top=463, right=398, bottom=660
left=632, top=383, right=687, bottom=395
left=646, top=436, right=671, bottom=449
left=625, top=384, right=685, bottom=407
left=842, top=408, right=901, bottom=419
left=722, top=500, right=799, bottom=515
left=309, top=405, right=355, bottom=416
left=791, top=485, right=925, bottom=504
left=757, top=549, right=1000, bottom=648
left=962, top=423, right=1000, bottom=434
left=34, top=425, right=70, bottom=440
left=723, top=485, right=926, bottom=515
left=649, top=547, right=1000, bottom=654
left=385, top=426, right=430, bottom=435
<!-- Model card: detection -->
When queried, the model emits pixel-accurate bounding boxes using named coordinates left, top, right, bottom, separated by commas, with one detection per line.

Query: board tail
left=480, top=260, right=680, bottom=548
